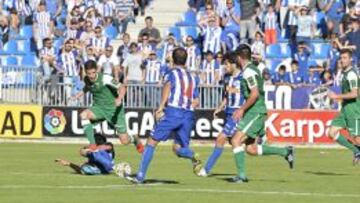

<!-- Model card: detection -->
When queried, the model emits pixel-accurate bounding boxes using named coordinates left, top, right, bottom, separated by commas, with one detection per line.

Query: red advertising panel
left=266, top=110, right=351, bottom=144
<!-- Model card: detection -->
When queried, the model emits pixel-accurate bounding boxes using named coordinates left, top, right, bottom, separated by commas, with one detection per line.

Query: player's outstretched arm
left=55, top=159, right=82, bottom=174
left=328, top=88, right=359, bottom=100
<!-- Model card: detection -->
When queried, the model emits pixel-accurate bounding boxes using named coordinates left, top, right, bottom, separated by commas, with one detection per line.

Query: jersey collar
left=343, top=66, right=353, bottom=73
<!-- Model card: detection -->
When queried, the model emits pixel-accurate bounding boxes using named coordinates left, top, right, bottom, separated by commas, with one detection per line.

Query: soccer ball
left=113, top=162, right=132, bottom=178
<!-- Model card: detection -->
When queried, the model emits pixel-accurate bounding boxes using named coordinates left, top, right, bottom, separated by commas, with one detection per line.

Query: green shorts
left=331, top=112, right=360, bottom=136
left=237, top=112, right=266, bottom=139
left=89, top=105, right=127, bottom=134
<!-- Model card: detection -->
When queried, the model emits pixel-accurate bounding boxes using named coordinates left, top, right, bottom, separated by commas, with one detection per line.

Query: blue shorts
left=222, top=113, right=238, bottom=137
left=151, top=107, right=194, bottom=148
left=87, top=150, right=114, bottom=174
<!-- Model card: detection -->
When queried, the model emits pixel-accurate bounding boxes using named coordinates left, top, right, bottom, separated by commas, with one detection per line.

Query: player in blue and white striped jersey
left=199, top=18, right=223, bottom=54
left=33, top=1, right=53, bottom=50
left=128, top=48, right=202, bottom=184
left=200, top=51, right=221, bottom=85
left=184, top=35, right=202, bottom=74
left=89, top=26, right=111, bottom=58
left=198, top=51, right=245, bottom=177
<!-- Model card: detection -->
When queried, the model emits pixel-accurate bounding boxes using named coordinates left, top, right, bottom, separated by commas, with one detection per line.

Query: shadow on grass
left=304, top=171, right=349, bottom=176
left=220, top=177, right=288, bottom=183
left=208, top=173, right=236, bottom=177
left=143, top=179, right=180, bottom=185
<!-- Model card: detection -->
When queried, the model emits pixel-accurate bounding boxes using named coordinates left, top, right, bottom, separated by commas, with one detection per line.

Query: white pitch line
left=0, top=184, right=359, bottom=198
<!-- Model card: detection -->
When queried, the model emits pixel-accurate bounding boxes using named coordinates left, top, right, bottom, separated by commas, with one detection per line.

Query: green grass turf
left=0, top=143, right=359, bottom=203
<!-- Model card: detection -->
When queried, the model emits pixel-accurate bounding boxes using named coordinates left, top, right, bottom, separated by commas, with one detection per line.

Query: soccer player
left=327, top=49, right=360, bottom=164
left=197, top=52, right=244, bottom=177
left=55, top=133, right=115, bottom=175
left=231, top=45, right=294, bottom=183
left=127, top=47, right=202, bottom=184
left=71, top=60, right=144, bottom=153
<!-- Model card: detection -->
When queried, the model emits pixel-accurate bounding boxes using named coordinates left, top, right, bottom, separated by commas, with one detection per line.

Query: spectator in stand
left=305, top=65, right=323, bottom=86
left=44, top=0, right=63, bottom=23
left=158, top=33, right=177, bottom=65
left=251, top=31, right=265, bottom=61
left=8, top=8, right=20, bottom=35
left=327, top=38, right=340, bottom=73
left=67, top=0, right=83, bottom=13
left=289, top=60, right=306, bottom=88
left=67, top=6, right=82, bottom=25
left=215, top=52, right=225, bottom=81
left=319, top=0, right=345, bottom=35
left=321, top=70, right=334, bottom=87
left=339, top=5, right=356, bottom=36
left=184, top=35, right=201, bottom=74
left=212, top=0, right=226, bottom=17
left=122, top=42, right=145, bottom=84
left=57, top=40, right=81, bottom=104
left=295, top=6, right=316, bottom=42
left=200, top=51, right=220, bottom=86
left=98, top=45, right=120, bottom=82
left=199, top=17, right=223, bottom=55
left=294, top=41, right=311, bottom=74
left=83, top=0, right=100, bottom=9
left=117, top=32, right=131, bottom=64
left=143, top=51, right=163, bottom=106
left=332, top=60, right=342, bottom=86
left=114, top=0, right=137, bottom=34
left=342, top=18, right=360, bottom=65
left=137, top=0, right=148, bottom=16
left=79, top=21, right=95, bottom=47
left=239, top=0, right=258, bottom=43
left=89, top=26, right=111, bottom=59
left=263, top=68, right=273, bottom=85
left=101, top=0, right=116, bottom=26
left=287, top=0, right=301, bottom=44
left=197, top=3, right=220, bottom=26
left=82, top=45, right=97, bottom=63
left=83, top=7, right=103, bottom=28
left=40, top=38, right=57, bottom=82
left=263, top=4, right=278, bottom=45
left=0, top=15, right=9, bottom=46
left=138, top=16, right=161, bottom=45
left=188, top=0, right=206, bottom=12
left=66, top=18, right=79, bottom=40
left=221, top=0, right=240, bottom=35
left=138, top=33, right=155, bottom=59
left=33, top=1, right=53, bottom=50
left=272, top=65, right=290, bottom=86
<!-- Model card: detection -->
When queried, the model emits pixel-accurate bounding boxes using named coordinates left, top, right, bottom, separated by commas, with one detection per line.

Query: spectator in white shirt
left=98, top=45, right=120, bottom=81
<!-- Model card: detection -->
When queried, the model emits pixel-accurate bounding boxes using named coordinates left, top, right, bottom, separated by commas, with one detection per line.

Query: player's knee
left=80, top=110, right=91, bottom=120
left=118, top=134, right=130, bottom=145
left=245, top=145, right=257, bottom=156
left=216, top=135, right=226, bottom=147
left=328, top=127, right=339, bottom=139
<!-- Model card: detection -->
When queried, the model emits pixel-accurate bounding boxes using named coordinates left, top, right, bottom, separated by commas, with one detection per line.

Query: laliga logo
left=44, top=109, right=67, bottom=134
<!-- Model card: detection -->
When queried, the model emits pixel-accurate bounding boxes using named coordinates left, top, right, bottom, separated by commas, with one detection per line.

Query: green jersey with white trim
left=83, top=73, right=121, bottom=106
left=241, top=62, right=267, bottom=114
left=341, top=67, right=360, bottom=118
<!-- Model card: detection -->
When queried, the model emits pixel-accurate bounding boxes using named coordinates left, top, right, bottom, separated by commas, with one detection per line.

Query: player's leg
left=80, top=108, right=100, bottom=148
left=133, top=113, right=180, bottom=183
left=173, top=113, right=202, bottom=174
left=231, top=130, right=248, bottom=182
left=244, top=114, right=294, bottom=168
left=114, top=106, right=144, bottom=153
left=328, top=114, right=360, bottom=157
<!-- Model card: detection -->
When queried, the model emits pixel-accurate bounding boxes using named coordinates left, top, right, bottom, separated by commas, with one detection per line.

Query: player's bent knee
left=245, top=145, right=257, bottom=156
left=328, top=126, right=339, bottom=139
left=216, top=135, right=226, bottom=147
left=118, top=134, right=130, bottom=145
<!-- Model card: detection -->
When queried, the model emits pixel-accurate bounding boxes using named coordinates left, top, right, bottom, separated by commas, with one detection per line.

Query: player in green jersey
left=72, top=60, right=144, bottom=153
left=230, top=44, right=294, bottom=183
left=328, top=49, right=360, bottom=164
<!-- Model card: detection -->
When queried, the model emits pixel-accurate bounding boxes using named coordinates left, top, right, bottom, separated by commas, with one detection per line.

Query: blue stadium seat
left=105, top=26, right=118, bottom=40
left=307, top=60, right=319, bottom=68
left=6, top=56, right=18, bottom=66
left=279, top=44, right=292, bottom=58
left=265, top=44, right=281, bottom=58
left=311, top=43, right=330, bottom=59
left=20, top=25, right=33, bottom=38
left=21, top=55, right=37, bottom=66
left=3, top=41, right=19, bottom=54
left=176, top=10, right=197, bottom=26
left=180, top=26, right=199, bottom=40
left=17, top=40, right=33, bottom=54
left=266, top=59, right=282, bottom=72
left=167, top=27, right=181, bottom=42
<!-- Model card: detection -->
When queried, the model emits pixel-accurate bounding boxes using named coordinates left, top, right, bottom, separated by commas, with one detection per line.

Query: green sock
left=84, top=124, right=95, bottom=144
left=336, top=135, right=359, bottom=154
left=233, top=147, right=246, bottom=178
left=262, top=144, right=288, bottom=157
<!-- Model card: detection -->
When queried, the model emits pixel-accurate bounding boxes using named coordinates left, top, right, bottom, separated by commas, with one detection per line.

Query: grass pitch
left=0, top=143, right=359, bottom=203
